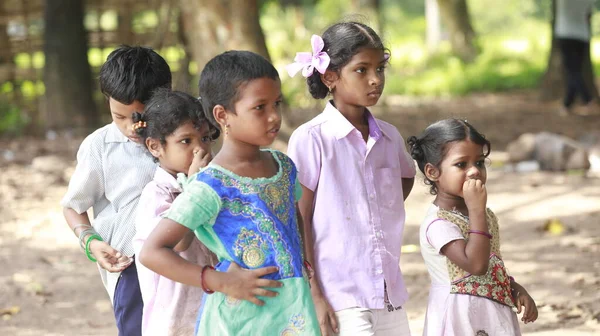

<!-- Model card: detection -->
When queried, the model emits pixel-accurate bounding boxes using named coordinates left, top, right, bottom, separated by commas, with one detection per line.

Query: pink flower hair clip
left=286, top=35, right=331, bottom=78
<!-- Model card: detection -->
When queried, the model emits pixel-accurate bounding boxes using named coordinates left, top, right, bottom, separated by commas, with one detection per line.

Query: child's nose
left=467, top=166, right=480, bottom=179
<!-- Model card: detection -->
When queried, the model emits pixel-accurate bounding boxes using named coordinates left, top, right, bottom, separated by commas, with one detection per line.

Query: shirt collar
left=323, top=101, right=389, bottom=140
left=154, top=166, right=183, bottom=193
left=104, top=122, right=131, bottom=143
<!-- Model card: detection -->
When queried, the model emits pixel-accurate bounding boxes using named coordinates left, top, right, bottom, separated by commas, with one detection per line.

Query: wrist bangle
left=468, top=230, right=492, bottom=239
left=85, top=234, right=103, bottom=262
left=79, top=228, right=98, bottom=250
left=201, top=265, right=215, bottom=294
left=304, top=260, right=314, bottom=280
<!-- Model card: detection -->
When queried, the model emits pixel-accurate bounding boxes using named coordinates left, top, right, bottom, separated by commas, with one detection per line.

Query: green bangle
left=85, top=234, right=103, bottom=262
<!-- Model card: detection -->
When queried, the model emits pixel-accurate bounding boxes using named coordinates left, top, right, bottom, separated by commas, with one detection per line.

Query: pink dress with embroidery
left=419, top=205, right=521, bottom=336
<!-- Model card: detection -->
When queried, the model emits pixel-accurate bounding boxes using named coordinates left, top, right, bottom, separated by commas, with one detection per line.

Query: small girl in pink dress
left=408, top=119, right=538, bottom=336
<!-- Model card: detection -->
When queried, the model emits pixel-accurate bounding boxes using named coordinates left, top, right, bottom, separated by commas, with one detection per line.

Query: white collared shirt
left=61, top=122, right=157, bottom=256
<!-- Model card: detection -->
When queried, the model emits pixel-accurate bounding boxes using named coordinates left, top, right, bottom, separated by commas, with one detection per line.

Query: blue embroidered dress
left=166, top=150, right=319, bottom=335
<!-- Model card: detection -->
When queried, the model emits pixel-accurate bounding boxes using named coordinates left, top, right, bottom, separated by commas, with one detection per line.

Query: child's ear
left=424, top=163, right=440, bottom=181
left=212, top=104, right=228, bottom=129
left=320, top=70, right=339, bottom=91
left=146, top=138, right=162, bottom=159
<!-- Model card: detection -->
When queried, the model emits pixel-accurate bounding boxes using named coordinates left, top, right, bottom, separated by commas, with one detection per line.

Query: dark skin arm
left=439, top=180, right=491, bottom=275
left=297, top=185, right=339, bottom=336
left=511, top=279, right=538, bottom=323
left=401, top=177, right=414, bottom=200
left=139, top=218, right=283, bottom=306
left=63, top=208, right=131, bottom=272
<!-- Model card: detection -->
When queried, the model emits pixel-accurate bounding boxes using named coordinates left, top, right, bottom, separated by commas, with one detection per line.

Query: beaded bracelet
left=468, top=230, right=492, bottom=239
left=85, top=234, right=103, bottom=262
left=201, top=265, right=215, bottom=294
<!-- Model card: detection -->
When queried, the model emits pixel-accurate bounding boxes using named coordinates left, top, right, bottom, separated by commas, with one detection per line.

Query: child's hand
left=188, top=148, right=212, bottom=177
left=463, top=179, right=487, bottom=212
left=89, top=240, right=132, bottom=273
left=312, top=293, right=339, bottom=336
left=217, top=262, right=282, bottom=306
left=515, top=288, right=538, bottom=324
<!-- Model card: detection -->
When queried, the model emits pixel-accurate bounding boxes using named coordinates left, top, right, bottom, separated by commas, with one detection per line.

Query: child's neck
left=331, top=98, right=369, bottom=128
left=433, top=193, right=469, bottom=216
left=217, top=139, right=262, bottom=164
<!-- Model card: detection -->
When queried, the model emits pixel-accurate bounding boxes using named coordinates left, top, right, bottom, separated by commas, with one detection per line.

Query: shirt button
left=369, top=194, right=375, bottom=199
left=377, top=269, right=383, bottom=274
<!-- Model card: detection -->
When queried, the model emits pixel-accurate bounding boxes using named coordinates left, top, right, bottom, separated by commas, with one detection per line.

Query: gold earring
left=224, top=124, right=230, bottom=136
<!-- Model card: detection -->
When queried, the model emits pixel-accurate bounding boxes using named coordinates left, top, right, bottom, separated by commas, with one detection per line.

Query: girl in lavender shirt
left=132, top=89, right=220, bottom=335
left=287, top=22, right=416, bottom=336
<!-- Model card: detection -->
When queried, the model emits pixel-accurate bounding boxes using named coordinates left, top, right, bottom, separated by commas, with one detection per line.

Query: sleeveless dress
left=166, top=149, right=319, bottom=335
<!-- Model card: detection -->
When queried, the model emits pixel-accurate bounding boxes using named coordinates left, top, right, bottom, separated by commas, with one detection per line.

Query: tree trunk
left=436, top=0, right=478, bottom=62
left=426, top=0, right=442, bottom=53
left=540, top=0, right=599, bottom=101
left=179, top=0, right=270, bottom=70
left=43, top=0, right=98, bottom=130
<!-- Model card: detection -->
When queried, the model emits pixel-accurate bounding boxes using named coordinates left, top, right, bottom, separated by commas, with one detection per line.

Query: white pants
left=336, top=306, right=412, bottom=336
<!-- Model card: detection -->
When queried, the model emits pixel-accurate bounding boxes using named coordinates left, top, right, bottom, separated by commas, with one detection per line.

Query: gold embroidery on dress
left=232, top=228, right=268, bottom=268
left=208, top=151, right=293, bottom=225
left=437, top=209, right=515, bottom=307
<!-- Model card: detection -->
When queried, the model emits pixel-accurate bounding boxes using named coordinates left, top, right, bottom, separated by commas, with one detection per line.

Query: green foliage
left=0, top=99, right=29, bottom=135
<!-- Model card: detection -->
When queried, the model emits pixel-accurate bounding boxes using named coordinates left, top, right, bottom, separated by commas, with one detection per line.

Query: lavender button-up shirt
left=287, top=102, right=416, bottom=311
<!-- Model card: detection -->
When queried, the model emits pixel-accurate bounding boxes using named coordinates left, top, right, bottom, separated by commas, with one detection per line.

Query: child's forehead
left=346, top=48, right=387, bottom=65
left=236, top=77, right=281, bottom=99
left=108, top=97, right=144, bottom=114
left=444, top=140, right=485, bottom=157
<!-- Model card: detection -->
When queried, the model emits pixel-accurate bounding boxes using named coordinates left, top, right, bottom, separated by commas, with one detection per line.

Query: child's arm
left=401, top=177, right=414, bottom=200
left=440, top=179, right=491, bottom=275
left=139, top=218, right=283, bottom=306
left=62, top=134, right=129, bottom=272
left=298, top=185, right=339, bottom=336
left=64, top=208, right=130, bottom=272
left=511, top=279, right=538, bottom=324
left=172, top=148, right=213, bottom=252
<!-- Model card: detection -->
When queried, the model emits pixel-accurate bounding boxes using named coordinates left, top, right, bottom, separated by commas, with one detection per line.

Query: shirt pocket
left=375, top=167, right=404, bottom=210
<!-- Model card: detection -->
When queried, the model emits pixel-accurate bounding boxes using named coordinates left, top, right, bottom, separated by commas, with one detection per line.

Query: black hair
left=198, top=50, right=280, bottom=131
left=132, top=88, right=220, bottom=161
left=99, top=45, right=172, bottom=104
left=307, top=21, right=387, bottom=99
left=407, top=119, right=491, bottom=195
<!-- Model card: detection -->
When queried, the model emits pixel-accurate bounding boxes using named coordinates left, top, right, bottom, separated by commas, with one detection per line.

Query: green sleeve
left=294, top=175, right=303, bottom=201
left=166, top=180, right=221, bottom=230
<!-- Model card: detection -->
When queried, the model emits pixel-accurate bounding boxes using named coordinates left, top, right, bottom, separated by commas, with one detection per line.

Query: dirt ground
left=1, top=91, right=599, bottom=335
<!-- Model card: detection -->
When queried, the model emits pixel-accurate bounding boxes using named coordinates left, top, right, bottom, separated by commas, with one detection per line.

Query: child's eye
left=476, top=160, right=486, bottom=167
left=455, top=162, right=466, bottom=168
left=180, top=139, right=191, bottom=144
left=274, top=100, right=283, bottom=107
left=201, top=136, right=212, bottom=143
left=355, top=67, right=366, bottom=74
left=254, top=104, right=265, bottom=110
left=377, top=66, right=387, bottom=72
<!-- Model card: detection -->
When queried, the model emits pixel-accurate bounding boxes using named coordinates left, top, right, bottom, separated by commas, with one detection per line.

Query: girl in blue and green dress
left=139, top=50, right=319, bottom=335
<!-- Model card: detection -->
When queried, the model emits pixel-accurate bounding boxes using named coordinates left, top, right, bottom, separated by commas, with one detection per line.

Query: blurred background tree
left=0, top=0, right=599, bottom=135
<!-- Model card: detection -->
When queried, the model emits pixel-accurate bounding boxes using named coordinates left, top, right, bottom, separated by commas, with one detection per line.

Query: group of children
left=62, top=21, right=538, bottom=336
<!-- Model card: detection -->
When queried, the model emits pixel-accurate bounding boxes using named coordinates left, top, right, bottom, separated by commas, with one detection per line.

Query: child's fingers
left=252, top=266, right=279, bottom=277
left=328, top=310, right=339, bottom=333
left=256, top=278, right=283, bottom=288
left=247, top=296, right=265, bottom=306
left=515, top=297, right=523, bottom=314
left=253, top=288, right=278, bottom=298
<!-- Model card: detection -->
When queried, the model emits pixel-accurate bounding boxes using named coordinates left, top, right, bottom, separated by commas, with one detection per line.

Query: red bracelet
left=468, top=230, right=492, bottom=239
left=304, top=260, right=314, bottom=280
left=201, top=265, right=215, bottom=294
